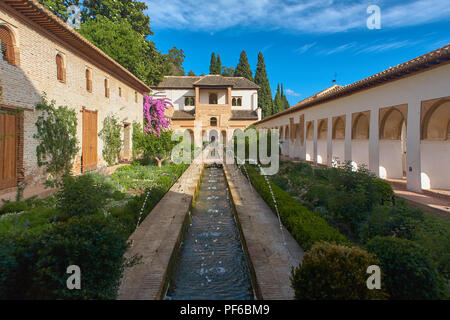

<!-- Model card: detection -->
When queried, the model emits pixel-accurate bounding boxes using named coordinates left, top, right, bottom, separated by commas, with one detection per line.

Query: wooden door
left=0, top=110, right=18, bottom=189
left=82, top=109, right=98, bottom=173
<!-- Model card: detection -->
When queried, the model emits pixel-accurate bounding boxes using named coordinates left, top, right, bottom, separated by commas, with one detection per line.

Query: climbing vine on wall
left=34, top=94, right=79, bottom=187
left=98, top=114, right=122, bottom=166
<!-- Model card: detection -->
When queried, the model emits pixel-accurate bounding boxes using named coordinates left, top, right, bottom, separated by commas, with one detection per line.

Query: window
left=86, top=69, right=92, bottom=92
left=56, top=54, right=66, bottom=83
left=119, top=87, right=122, bottom=97
left=105, top=79, right=109, bottom=98
left=210, top=117, right=218, bottom=127
left=135, top=91, right=138, bottom=103
left=0, top=26, right=18, bottom=66
left=185, top=97, right=195, bottom=106
left=209, top=93, right=218, bottom=105
left=232, top=97, right=242, bottom=106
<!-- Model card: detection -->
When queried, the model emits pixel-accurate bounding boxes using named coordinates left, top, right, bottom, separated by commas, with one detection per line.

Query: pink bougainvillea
left=143, top=95, right=172, bottom=137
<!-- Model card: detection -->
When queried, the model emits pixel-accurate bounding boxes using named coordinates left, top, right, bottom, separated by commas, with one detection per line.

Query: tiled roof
left=256, top=44, right=450, bottom=125
left=4, top=0, right=150, bottom=93
left=172, top=109, right=195, bottom=120
left=154, top=75, right=259, bottom=89
left=230, top=110, right=259, bottom=120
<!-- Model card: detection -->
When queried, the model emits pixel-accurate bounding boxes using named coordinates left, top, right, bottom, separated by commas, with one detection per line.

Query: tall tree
left=254, top=52, right=273, bottom=118
left=273, top=84, right=282, bottom=115
left=280, top=84, right=290, bottom=110
left=216, top=54, right=222, bottom=75
left=164, top=47, right=185, bottom=76
left=235, top=50, right=253, bottom=81
left=209, top=53, right=217, bottom=75
left=188, top=70, right=196, bottom=76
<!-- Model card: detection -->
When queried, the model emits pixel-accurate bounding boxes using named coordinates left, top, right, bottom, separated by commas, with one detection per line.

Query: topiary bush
left=366, top=236, right=445, bottom=300
left=57, top=174, right=112, bottom=218
left=291, top=242, right=387, bottom=300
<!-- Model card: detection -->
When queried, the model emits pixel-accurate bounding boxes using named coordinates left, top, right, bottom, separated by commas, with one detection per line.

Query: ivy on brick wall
left=34, top=94, right=79, bottom=187
left=98, top=115, right=122, bottom=166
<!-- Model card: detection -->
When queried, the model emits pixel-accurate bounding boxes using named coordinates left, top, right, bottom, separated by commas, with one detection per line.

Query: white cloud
left=145, top=0, right=450, bottom=33
left=295, top=42, right=317, bottom=54
left=285, top=89, right=301, bottom=97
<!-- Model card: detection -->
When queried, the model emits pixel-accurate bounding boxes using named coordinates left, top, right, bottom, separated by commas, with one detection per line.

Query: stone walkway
left=387, top=179, right=450, bottom=217
left=223, top=164, right=304, bottom=300
left=117, top=162, right=203, bottom=300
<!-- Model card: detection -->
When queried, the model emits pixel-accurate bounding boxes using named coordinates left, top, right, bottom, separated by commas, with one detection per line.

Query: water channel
left=165, top=165, right=255, bottom=300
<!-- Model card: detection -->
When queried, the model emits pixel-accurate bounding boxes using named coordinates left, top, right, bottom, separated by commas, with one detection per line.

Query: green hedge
left=244, top=164, right=349, bottom=250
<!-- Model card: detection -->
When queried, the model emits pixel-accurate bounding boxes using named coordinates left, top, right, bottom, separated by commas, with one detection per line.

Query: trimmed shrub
left=245, top=165, right=349, bottom=250
left=0, top=201, right=28, bottom=216
left=57, top=174, right=112, bottom=218
left=373, top=178, right=395, bottom=205
left=0, top=216, right=137, bottom=300
left=366, top=237, right=444, bottom=300
left=291, top=242, right=387, bottom=300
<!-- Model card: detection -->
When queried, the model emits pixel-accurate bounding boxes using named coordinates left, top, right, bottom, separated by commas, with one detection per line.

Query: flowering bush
left=143, top=95, right=171, bottom=137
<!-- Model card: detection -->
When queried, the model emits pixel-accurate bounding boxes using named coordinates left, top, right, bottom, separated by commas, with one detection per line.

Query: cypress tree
left=254, top=52, right=273, bottom=118
left=280, top=84, right=290, bottom=110
left=209, top=53, right=217, bottom=75
left=273, top=84, right=282, bottom=115
left=235, top=50, right=253, bottom=81
left=216, top=54, right=222, bottom=75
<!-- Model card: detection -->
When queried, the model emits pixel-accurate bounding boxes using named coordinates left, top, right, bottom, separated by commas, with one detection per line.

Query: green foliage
left=254, top=52, right=273, bottom=118
left=235, top=50, right=253, bottom=80
left=34, top=94, right=79, bottom=187
left=79, top=17, right=151, bottom=81
left=132, top=122, right=177, bottom=167
left=0, top=201, right=28, bottom=216
left=57, top=174, right=112, bottom=218
left=413, top=216, right=450, bottom=282
left=360, top=204, right=424, bottom=243
left=209, top=52, right=222, bottom=75
left=245, top=164, right=349, bottom=250
left=98, top=115, right=122, bottom=166
left=366, top=237, right=445, bottom=300
left=291, top=242, right=387, bottom=300
left=373, top=178, right=395, bottom=204
left=0, top=215, right=136, bottom=299
left=0, top=207, right=61, bottom=235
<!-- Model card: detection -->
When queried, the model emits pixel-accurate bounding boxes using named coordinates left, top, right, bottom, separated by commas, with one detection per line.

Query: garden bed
left=0, top=162, right=189, bottom=300
left=244, top=161, right=449, bottom=300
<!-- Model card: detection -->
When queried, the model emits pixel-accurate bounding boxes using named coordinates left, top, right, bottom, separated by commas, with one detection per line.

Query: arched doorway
left=332, top=116, right=345, bottom=166
left=352, top=112, right=370, bottom=169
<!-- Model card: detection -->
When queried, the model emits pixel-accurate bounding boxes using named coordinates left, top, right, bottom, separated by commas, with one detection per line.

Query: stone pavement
left=387, top=179, right=450, bottom=217
left=223, top=164, right=304, bottom=300
left=117, top=162, right=203, bottom=300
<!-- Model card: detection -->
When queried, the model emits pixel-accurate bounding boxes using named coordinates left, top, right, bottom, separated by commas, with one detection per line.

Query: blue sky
left=145, top=0, right=450, bottom=106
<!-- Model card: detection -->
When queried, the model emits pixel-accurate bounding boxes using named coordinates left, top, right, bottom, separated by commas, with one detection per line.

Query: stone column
left=406, top=100, right=422, bottom=192
left=369, top=108, right=380, bottom=176
left=345, top=113, right=352, bottom=163
left=313, top=119, right=318, bottom=164
left=327, top=117, right=333, bottom=166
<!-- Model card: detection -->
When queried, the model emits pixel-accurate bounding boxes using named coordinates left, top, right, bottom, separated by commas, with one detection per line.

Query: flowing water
left=165, top=165, right=255, bottom=300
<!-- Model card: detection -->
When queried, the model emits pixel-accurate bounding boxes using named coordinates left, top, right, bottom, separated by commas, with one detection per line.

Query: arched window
left=209, top=93, right=218, bottom=104
left=119, top=87, right=122, bottom=97
left=0, top=26, right=18, bottom=66
left=210, top=117, right=218, bottom=127
left=185, top=97, right=195, bottom=106
left=232, top=97, right=242, bottom=106
left=104, top=79, right=109, bottom=98
left=56, top=54, right=66, bottom=83
left=135, top=91, right=138, bottom=103
left=86, top=69, right=92, bottom=92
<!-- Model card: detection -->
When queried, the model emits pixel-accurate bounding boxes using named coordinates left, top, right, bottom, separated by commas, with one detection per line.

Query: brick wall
left=0, top=4, right=144, bottom=189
